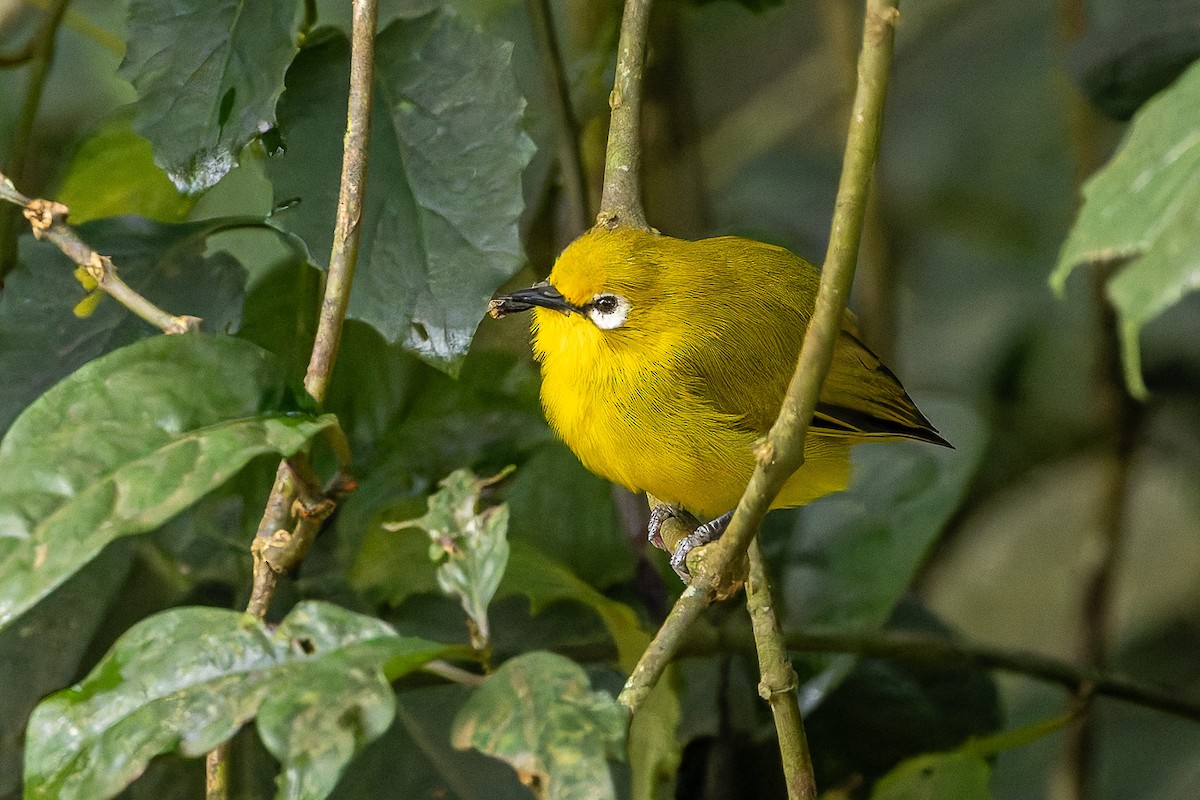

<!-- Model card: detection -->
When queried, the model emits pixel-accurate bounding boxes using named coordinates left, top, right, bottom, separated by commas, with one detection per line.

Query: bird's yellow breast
left=531, top=304, right=850, bottom=519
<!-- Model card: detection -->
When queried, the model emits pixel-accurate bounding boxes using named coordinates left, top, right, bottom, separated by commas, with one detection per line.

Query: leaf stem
left=0, top=176, right=202, bottom=333
left=746, top=540, right=817, bottom=799
left=597, top=0, right=653, bottom=230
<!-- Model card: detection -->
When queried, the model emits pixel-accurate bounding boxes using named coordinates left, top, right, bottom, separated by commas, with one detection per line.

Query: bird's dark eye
left=593, top=295, right=619, bottom=314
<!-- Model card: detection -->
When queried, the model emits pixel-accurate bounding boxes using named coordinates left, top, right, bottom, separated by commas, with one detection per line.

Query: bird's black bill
left=488, top=281, right=577, bottom=318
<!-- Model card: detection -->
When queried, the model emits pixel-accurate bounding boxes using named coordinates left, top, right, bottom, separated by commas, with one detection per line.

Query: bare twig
left=746, top=541, right=817, bottom=799
left=597, top=0, right=653, bottom=230
left=619, top=0, right=901, bottom=712
left=0, top=175, right=202, bottom=332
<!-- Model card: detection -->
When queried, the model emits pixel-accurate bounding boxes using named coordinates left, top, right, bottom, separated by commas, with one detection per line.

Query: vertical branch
left=747, top=540, right=817, bottom=799
left=303, top=0, right=378, bottom=406
left=619, top=0, right=901, bottom=711
left=0, top=0, right=70, bottom=280
left=206, top=0, right=379, bottom=796
left=597, top=0, right=653, bottom=230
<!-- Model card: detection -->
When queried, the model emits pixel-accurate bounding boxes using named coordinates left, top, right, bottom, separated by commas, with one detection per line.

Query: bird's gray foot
left=669, top=510, right=734, bottom=579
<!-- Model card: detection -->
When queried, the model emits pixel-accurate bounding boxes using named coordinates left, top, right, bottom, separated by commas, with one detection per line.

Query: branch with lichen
left=0, top=173, right=201, bottom=334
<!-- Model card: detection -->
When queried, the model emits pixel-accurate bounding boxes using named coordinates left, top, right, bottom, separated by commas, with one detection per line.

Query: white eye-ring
left=586, top=293, right=630, bottom=330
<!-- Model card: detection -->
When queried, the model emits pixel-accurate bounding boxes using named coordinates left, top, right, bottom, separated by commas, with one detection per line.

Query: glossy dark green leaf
left=119, top=0, right=302, bottom=192
left=1, top=217, right=253, bottom=433
left=0, top=335, right=333, bottom=632
left=24, top=601, right=452, bottom=800
left=1054, top=58, right=1200, bottom=398
left=267, top=15, right=535, bottom=372
left=56, top=109, right=195, bottom=223
left=452, top=652, right=626, bottom=800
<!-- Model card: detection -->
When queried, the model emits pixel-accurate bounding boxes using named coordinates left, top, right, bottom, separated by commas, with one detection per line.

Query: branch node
left=758, top=672, right=799, bottom=702
left=23, top=198, right=68, bottom=238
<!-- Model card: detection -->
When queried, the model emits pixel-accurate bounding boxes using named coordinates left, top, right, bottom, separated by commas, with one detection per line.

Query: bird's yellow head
left=488, top=227, right=671, bottom=362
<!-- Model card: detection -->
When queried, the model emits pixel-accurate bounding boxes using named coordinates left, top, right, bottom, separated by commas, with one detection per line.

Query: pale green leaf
left=56, top=109, right=195, bottom=223
left=24, top=601, right=451, bottom=800
left=386, top=468, right=513, bottom=644
left=452, top=652, right=626, bottom=800
left=1053, top=58, right=1200, bottom=398
left=870, top=751, right=992, bottom=800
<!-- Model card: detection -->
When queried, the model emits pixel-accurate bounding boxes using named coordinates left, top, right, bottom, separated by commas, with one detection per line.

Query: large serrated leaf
left=0, top=335, right=333, bottom=632
left=267, top=14, right=535, bottom=373
left=1, top=216, right=254, bottom=434
left=24, top=601, right=453, bottom=800
left=1053, top=57, right=1200, bottom=398
left=452, top=652, right=626, bottom=800
left=118, top=0, right=302, bottom=192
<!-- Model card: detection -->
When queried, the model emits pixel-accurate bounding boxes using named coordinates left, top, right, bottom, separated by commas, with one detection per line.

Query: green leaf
left=504, top=443, right=634, bottom=588
left=1, top=216, right=252, bottom=433
left=386, top=468, right=512, bottom=646
left=24, top=601, right=452, bottom=800
left=500, top=541, right=647, bottom=672
left=868, top=712, right=1072, bottom=800
left=0, top=335, right=333, bottom=632
left=267, top=15, right=535, bottom=372
left=452, top=652, right=626, bottom=800
left=870, top=751, right=992, bottom=800
left=56, top=109, right=195, bottom=223
left=1053, top=58, right=1200, bottom=398
left=118, top=0, right=302, bottom=192
left=0, top=545, right=134, bottom=796
left=779, top=398, right=984, bottom=635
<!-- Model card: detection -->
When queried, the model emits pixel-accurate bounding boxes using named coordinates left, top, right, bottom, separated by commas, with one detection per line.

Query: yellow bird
left=490, top=226, right=948, bottom=576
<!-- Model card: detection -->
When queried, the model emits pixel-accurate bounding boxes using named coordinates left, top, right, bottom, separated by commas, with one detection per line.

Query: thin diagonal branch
left=0, top=175, right=201, bottom=333
left=618, top=0, right=901, bottom=712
